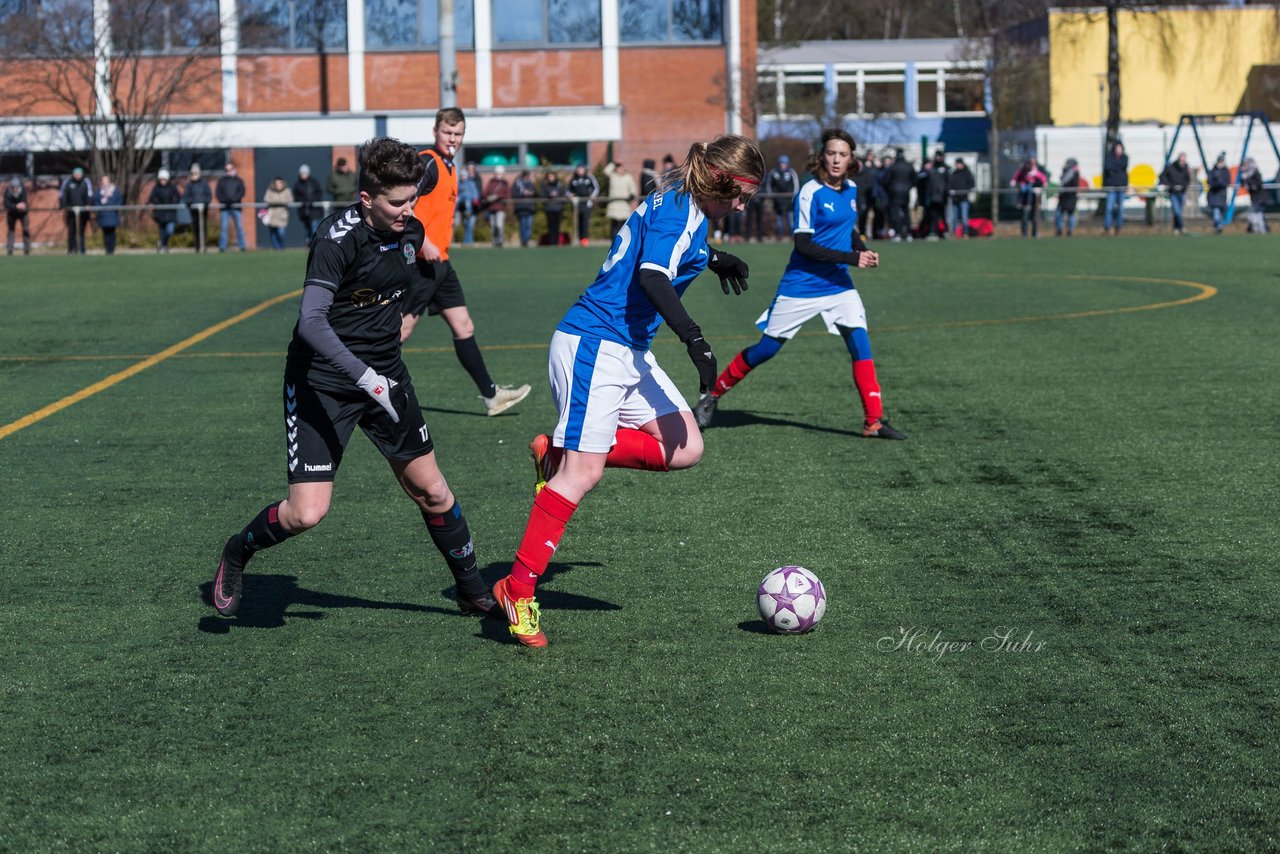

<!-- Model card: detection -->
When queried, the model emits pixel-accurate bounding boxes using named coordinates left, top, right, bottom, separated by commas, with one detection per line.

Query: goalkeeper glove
left=357, top=367, right=400, bottom=424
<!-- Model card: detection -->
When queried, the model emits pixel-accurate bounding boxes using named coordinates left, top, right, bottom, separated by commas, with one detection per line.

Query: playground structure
left=1162, top=112, right=1280, bottom=226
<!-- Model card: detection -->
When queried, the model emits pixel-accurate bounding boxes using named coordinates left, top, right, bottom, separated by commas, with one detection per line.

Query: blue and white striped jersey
left=557, top=189, right=711, bottom=350
left=778, top=177, right=858, bottom=298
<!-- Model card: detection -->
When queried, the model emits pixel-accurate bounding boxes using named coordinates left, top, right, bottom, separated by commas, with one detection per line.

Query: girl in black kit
left=211, top=138, right=498, bottom=620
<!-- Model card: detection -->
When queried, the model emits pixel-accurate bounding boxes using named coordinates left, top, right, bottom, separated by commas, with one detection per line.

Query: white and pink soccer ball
left=757, top=566, right=827, bottom=633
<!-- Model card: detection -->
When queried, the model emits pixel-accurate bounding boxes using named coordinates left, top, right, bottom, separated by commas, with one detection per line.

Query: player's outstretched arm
left=638, top=268, right=717, bottom=393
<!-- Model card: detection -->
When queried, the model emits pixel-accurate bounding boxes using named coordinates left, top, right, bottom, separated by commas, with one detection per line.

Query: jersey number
left=600, top=201, right=647, bottom=274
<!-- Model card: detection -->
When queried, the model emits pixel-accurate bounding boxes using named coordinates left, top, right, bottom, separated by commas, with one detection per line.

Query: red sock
left=508, top=487, right=578, bottom=598
left=852, top=359, right=884, bottom=424
left=605, top=428, right=669, bottom=472
left=712, top=351, right=753, bottom=397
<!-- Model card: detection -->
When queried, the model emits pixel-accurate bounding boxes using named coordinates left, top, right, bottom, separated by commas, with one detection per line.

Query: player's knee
left=667, top=427, right=704, bottom=470
left=451, top=316, right=475, bottom=339
left=283, top=503, right=328, bottom=532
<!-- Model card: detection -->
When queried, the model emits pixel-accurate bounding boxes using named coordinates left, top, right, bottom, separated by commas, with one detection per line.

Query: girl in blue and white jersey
left=491, top=135, right=764, bottom=647
left=694, top=128, right=907, bottom=441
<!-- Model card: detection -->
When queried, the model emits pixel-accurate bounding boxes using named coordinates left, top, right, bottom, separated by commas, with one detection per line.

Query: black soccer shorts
left=402, top=258, right=467, bottom=318
left=284, top=372, right=434, bottom=484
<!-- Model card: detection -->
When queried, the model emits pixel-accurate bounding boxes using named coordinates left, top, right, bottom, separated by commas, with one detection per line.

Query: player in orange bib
left=400, top=107, right=531, bottom=416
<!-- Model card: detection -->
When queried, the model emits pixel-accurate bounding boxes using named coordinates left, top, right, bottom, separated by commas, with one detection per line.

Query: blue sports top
left=558, top=188, right=710, bottom=350
left=778, top=177, right=858, bottom=298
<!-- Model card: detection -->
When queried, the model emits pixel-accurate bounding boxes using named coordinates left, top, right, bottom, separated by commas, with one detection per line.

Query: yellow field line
left=0, top=289, right=302, bottom=442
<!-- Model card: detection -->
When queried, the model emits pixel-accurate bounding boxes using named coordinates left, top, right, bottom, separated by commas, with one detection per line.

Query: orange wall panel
left=491, top=50, right=603, bottom=107
left=364, top=53, right=477, bottom=111
left=237, top=54, right=351, bottom=114
left=0, top=59, right=97, bottom=117
left=617, top=47, right=728, bottom=168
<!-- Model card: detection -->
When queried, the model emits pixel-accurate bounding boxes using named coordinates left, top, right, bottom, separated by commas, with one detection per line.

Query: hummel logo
left=379, top=242, right=398, bottom=252
left=327, top=209, right=361, bottom=241
left=823, top=202, right=835, bottom=211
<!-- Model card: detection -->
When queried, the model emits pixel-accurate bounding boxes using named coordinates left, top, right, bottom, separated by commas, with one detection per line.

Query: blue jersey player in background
left=491, top=134, right=764, bottom=647
left=694, top=128, right=907, bottom=441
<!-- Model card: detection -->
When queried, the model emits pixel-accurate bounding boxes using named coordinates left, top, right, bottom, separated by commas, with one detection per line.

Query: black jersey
left=286, top=204, right=426, bottom=390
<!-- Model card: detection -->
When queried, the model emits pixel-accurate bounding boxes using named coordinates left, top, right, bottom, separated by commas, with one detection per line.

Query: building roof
left=758, top=38, right=988, bottom=66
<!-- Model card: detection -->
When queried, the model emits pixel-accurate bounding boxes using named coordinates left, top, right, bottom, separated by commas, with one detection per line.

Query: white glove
left=357, top=367, right=399, bottom=423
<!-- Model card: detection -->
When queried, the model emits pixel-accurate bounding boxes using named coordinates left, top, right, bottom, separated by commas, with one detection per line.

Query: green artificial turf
left=1, top=235, right=1278, bottom=851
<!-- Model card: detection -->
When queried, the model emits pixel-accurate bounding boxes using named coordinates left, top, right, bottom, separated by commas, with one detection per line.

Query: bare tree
left=0, top=0, right=222, bottom=202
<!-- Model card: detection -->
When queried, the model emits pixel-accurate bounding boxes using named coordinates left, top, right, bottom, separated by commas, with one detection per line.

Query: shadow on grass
left=420, top=404, right=526, bottom=419
left=707, top=408, right=863, bottom=439
left=737, top=619, right=775, bottom=635
left=197, top=560, right=616, bottom=639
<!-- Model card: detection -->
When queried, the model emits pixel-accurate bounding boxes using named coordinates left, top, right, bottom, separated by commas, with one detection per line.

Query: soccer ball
left=757, top=566, right=827, bottom=633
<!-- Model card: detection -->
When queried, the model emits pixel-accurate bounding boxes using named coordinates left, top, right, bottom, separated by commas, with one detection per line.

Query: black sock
left=453, top=336, right=496, bottom=399
left=422, top=501, right=486, bottom=599
left=235, top=502, right=293, bottom=558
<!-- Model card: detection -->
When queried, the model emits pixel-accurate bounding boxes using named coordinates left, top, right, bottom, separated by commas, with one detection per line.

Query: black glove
left=685, top=334, right=717, bottom=395
left=707, top=249, right=750, bottom=295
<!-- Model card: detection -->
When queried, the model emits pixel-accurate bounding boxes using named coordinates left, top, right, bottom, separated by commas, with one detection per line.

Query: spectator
left=60, top=166, right=91, bottom=254
left=923, top=151, right=950, bottom=239
left=1241, top=158, right=1268, bottom=234
left=184, top=163, right=213, bottom=252
left=568, top=164, right=599, bottom=246
left=326, top=156, right=356, bottom=202
left=765, top=153, right=798, bottom=239
left=94, top=173, right=123, bottom=255
left=482, top=165, right=511, bottom=247
left=851, top=153, right=874, bottom=238
left=262, top=175, right=293, bottom=249
left=1102, top=141, right=1129, bottom=236
left=639, top=158, right=660, bottom=197
left=292, top=164, right=324, bottom=239
left=661, top=153, right=677, bottom=177
left=511, top=168, right=538, bottom=247
left=602, top=160, right=638, bottom=241
left=1158, top=152, right=1192, bottom=236
left=1055, top=158, right=1081, bottom=237
left=540, top=170, right=568, bottom=246
left=873, top=154, right=893, bottom=238
left=4, top=176, right=30, bottom=256
left=1206, top=153, right=1231, bottom=235
left=1012, top=154, right=1049, bottom=238
left=886, top=149, right=916, bottom=241
left=216, top=161, right=247, bottom=252
left=456, top=161, right=482, bottom=244
left=148, top=168, right=180, bottom=253
left=948, top=157, right=975, bottom=238
left=743, top=186, right=766, bottom=242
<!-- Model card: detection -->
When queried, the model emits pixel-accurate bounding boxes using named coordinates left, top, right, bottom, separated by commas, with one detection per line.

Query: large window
left=620, top=0, right=721, bottom=44
left=943, top=74, right=985, bottom=114
left=493, top=0, right=599, bottom=46
left=113, top=0, right=221, bottom=54
left=0, top=0, right=93, bottom=54
left=365, top=0, right=474, bottom=48
left=240, top=0, right=347, bottom=51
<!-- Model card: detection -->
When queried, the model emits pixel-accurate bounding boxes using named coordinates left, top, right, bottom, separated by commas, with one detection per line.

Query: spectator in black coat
left=1102, top=141, right=1129, bottom=235
left=851, top=154, right=875, bottom=238
left=765, top=154, right=798, bottom=239
left=511, top=168, right=539, bottom=247
left=886, top=149, right=916, bottom=241
left=1159, top=152, right=1192, bottom=235
left=922, top=152, right=950, bottom=238
left=947, top=157, right=976, bottom=238
left=216, top=161, right=247, bottom=251
left=1241, top=158, right=1268, bottom=234
left=639, top=159, right=660, bottom=198
left=567, top=164, right=599, bottom=246
left=1206, top=153, right=1231, bottom=234
left=183, top=164, right=213, bottom=251
left=60, top=166, right=92, bottom=254
left=292, top=164, right=325, bottom=239
left=540, top=170, right=568, bottom=246
left=4, top=176, right=30, bottom=256
left=1055, top=158, right=1081, bottom=237
left=148, top=169, right=181, bottom=253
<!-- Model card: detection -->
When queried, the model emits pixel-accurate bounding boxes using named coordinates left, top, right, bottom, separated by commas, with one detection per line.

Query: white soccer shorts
left=548, top=330, right=690, bottom=453
left=756, top=290, right=868, bottom=339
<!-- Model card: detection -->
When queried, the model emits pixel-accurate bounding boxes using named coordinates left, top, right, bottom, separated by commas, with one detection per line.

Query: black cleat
left=458, top=590, right=502, bottom=618
left=693, top=393, right=719, bottom=429
left=863, top=416, right=908, bottom=440
left=212, top=536, right=247, bottom=616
